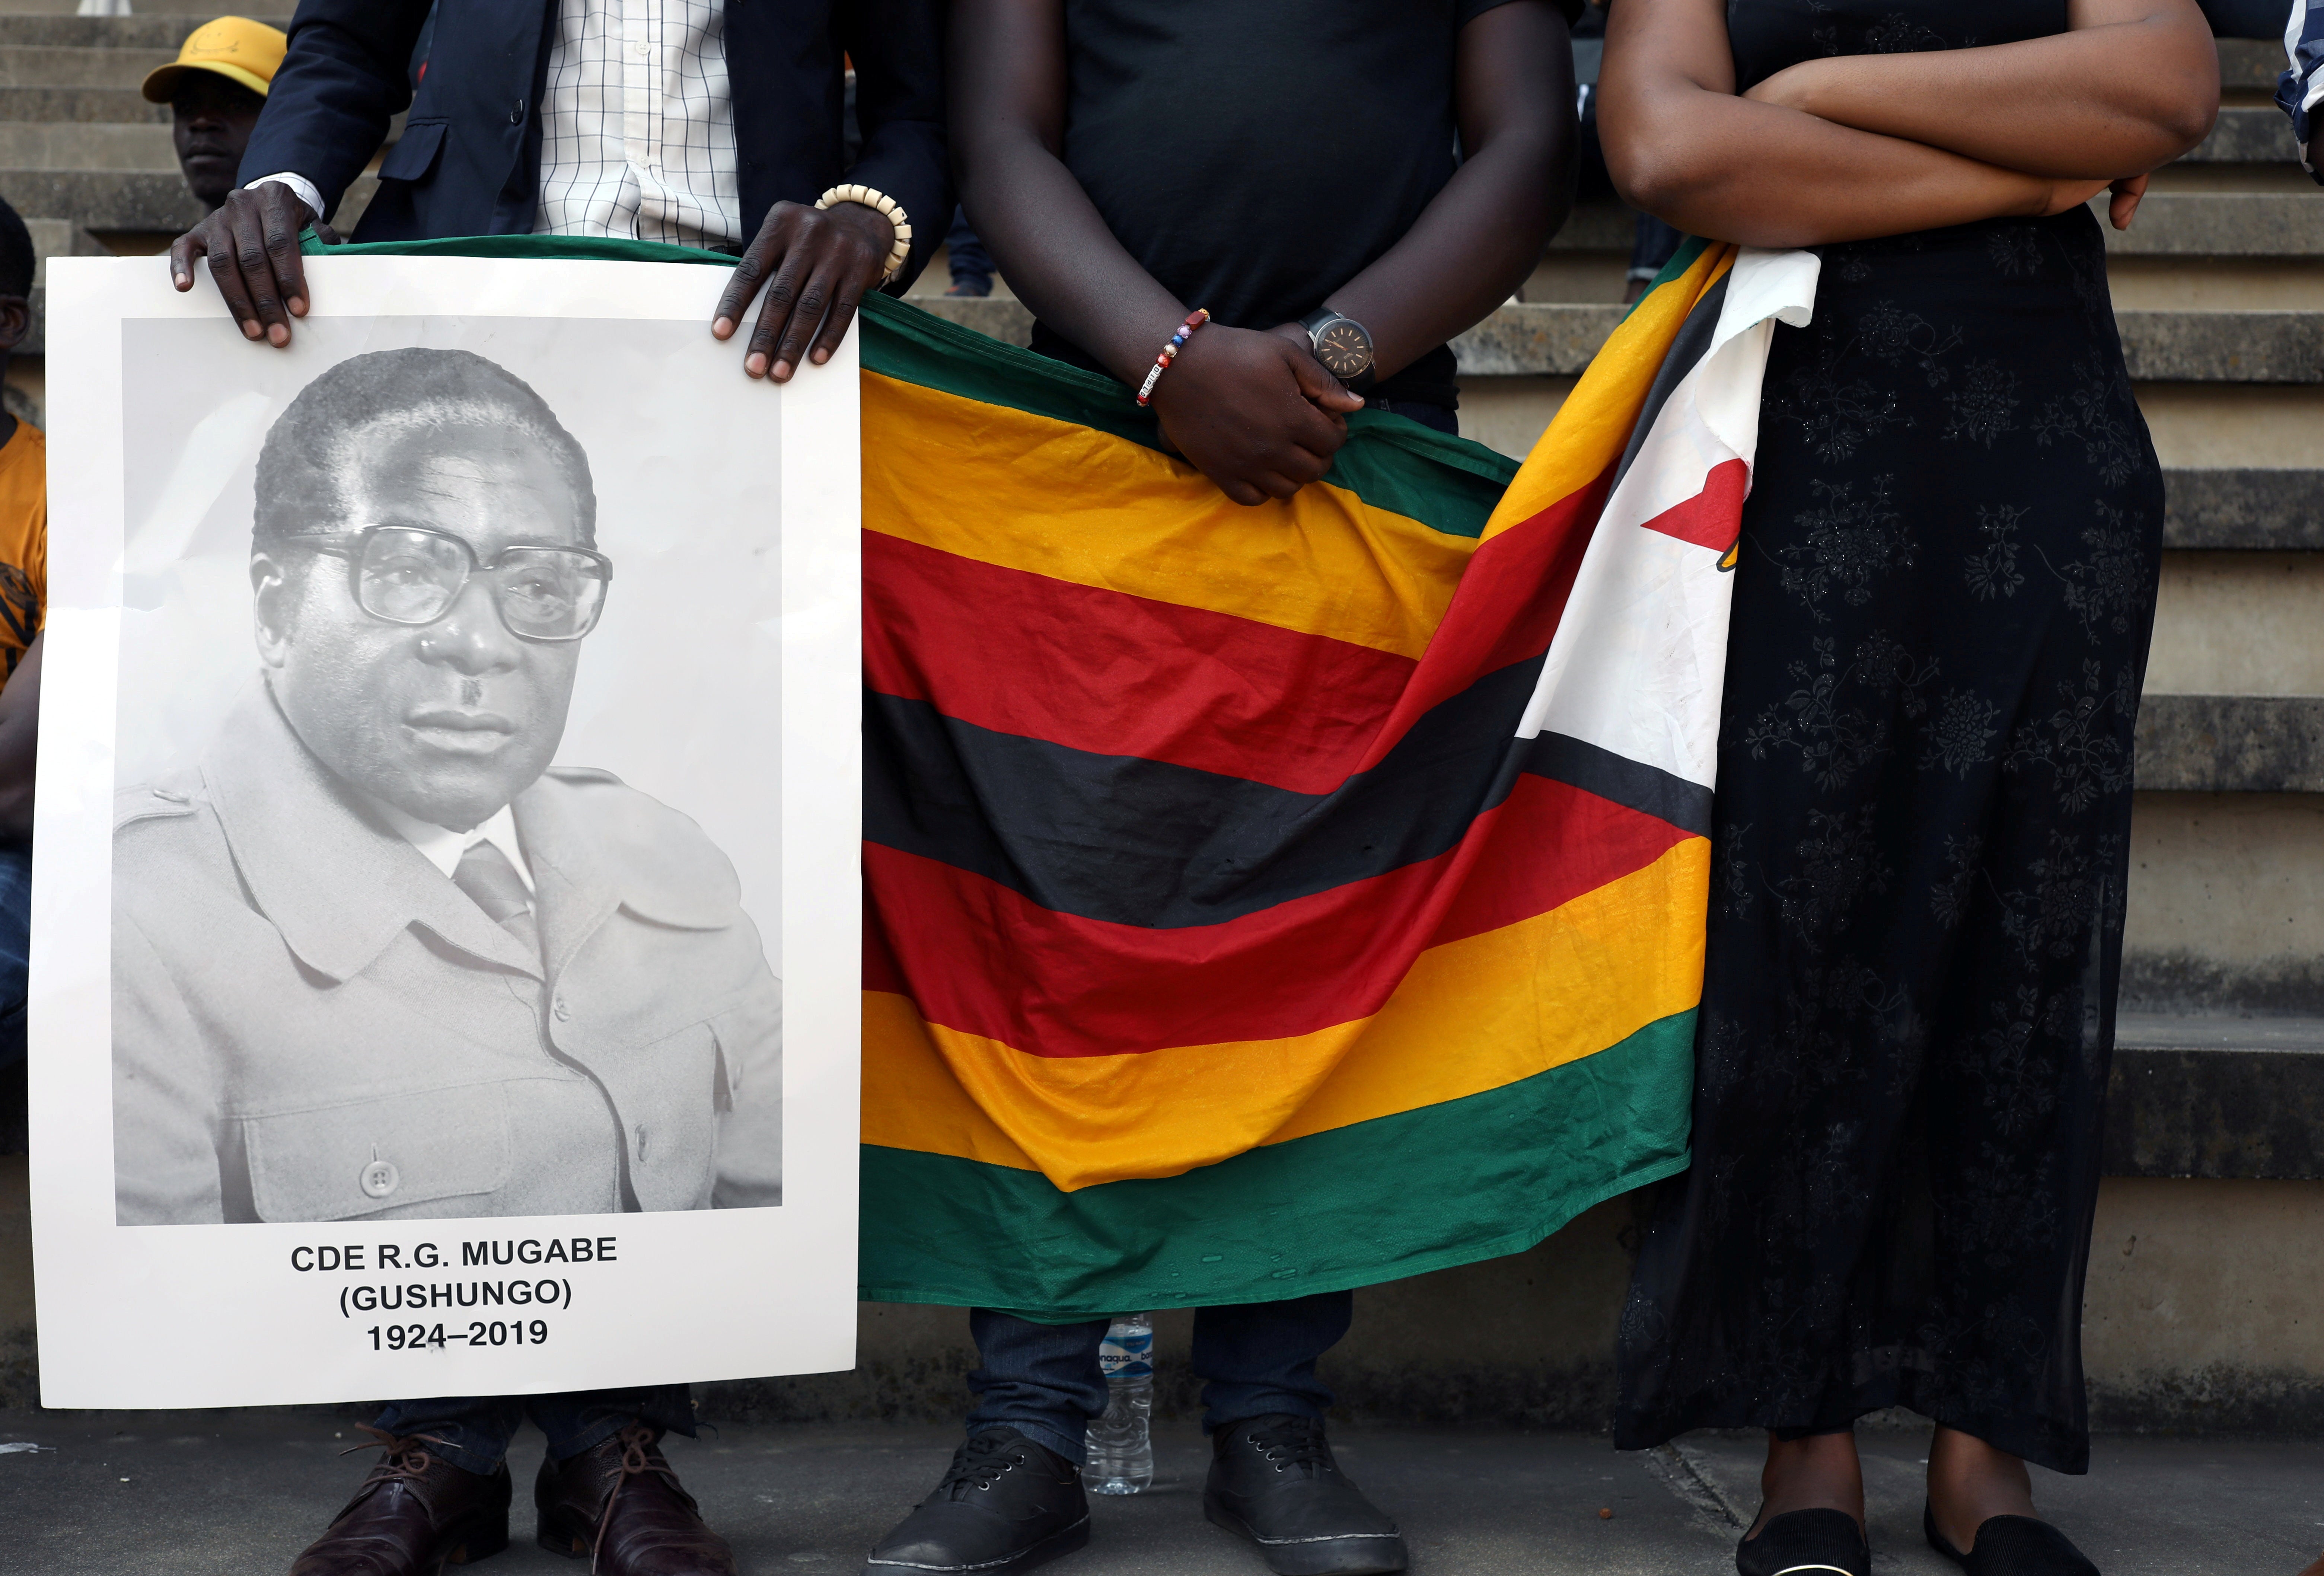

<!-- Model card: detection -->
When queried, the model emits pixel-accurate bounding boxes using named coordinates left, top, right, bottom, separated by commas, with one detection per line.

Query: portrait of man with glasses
left=108, top=345, right=783, bottom=1226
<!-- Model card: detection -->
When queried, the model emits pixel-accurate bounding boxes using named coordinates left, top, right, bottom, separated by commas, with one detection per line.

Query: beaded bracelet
left=813, top=183, right=914, bottom=281
left=1135, top=309, right=1211, bottom=407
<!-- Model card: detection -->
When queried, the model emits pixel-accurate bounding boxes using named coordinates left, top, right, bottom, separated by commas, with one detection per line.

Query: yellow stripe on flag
left=863, top=372, right=1482, bottom=661
left=1481, top=245, right=1736, bottom=542
left=862, top=839, right=1709, bottom=1190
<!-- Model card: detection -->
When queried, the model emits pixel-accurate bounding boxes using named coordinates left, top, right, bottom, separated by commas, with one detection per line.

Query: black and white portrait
left=35, top=257, right=857, bottom=1407
left=108, top=344, right=782, bottom=1225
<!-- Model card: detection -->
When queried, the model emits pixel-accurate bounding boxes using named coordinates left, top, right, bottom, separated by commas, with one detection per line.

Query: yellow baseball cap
left=140, top=16, right=288, bottom=104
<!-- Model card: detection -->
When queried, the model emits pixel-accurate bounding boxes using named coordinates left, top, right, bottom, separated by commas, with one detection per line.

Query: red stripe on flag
left=864, top=532, right=1414, bottom=795
left=1637, top=457, right=1748, bottom=552
left=1348, top=464, right=1613, bottom=775
left=864, top=773, right=1689, bottom=1057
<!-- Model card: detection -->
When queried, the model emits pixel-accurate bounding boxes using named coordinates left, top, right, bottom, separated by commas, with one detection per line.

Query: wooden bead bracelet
left=813, top=183, right=914, bottom=281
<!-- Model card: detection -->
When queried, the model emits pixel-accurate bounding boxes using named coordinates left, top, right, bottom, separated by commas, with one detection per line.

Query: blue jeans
left=946, top=208, right=993, bottom=294
left=966, top=1292, right=1354, bottom=1465
left=0, top=842, right=29, bottom=1070
left=372, top=1386, right=695, bottom=1477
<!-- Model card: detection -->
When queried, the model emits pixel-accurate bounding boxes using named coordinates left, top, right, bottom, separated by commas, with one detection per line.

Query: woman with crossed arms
left=1597, top=3, right=2215, bottom=1574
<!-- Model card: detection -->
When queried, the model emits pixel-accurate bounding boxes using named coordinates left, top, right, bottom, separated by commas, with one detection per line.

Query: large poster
left=30, top=253, right=860, bottom=1406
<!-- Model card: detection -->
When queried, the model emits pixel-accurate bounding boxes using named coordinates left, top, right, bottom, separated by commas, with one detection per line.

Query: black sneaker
left=1204, top=1415, right=1408, bottom=1576
left=863, top=1427, right=1090, bottom=1576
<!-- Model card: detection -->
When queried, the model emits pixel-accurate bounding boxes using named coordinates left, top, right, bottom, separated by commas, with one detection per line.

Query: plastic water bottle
left=1083, top=1312, right=1154, bottom=1494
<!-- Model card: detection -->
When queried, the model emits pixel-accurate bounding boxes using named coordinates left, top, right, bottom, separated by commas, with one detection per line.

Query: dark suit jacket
left=239, top=0, right=948, bottom=286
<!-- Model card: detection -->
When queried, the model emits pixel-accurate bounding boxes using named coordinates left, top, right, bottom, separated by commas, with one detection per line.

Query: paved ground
left=0, top=1411, right=2318, bottom=1575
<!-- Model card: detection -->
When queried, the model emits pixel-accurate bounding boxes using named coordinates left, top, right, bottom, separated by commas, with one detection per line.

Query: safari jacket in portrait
left=111, top=689, right=782, bottom=1225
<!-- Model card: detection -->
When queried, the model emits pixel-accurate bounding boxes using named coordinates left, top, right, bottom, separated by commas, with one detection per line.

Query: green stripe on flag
left=859, top=1009, right=1696, bottom=1317
left=299, top=232, right=1518, bottom=539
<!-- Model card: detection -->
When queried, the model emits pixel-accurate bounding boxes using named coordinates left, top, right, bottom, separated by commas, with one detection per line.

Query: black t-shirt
left=1030, top=0, right=1577, bottom=411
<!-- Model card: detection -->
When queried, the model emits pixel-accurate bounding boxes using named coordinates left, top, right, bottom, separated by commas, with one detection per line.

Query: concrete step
left=1447, top=303, right=2324, bottom=383
left=0, top=118, right=175, bottom=170
left=2102, top=192, right=2324, bottom=257
left=2184, top=103, right=2304, bottom=165
left=2119, top=307, right=2324, bottom=382
left=0, top=43, right=175, bottom=89
left=2217, top=36, right=2292, bottom=95
left=2162, top=468, right=2324, bottom=548
left=0, top=82, right=163, bottom=121
left=2136, top=695, right=2324, bottom=792
left=0, top=16, right=284, bottom=49
left=2107, top=1012, right=2324, bottom=1180
left=2124, top=790, right=2324, bottom=1016
left=2148, top=550, right=2324, bottom=698
left=0, top=165, right=195, bottom=228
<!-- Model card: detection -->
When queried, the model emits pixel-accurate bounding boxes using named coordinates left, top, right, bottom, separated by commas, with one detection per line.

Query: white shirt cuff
left=244, top=172, right=326, bottom=221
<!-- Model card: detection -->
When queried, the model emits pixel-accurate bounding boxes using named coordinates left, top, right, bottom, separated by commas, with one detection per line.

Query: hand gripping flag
left=860, top=241, right=1818, bottom=1317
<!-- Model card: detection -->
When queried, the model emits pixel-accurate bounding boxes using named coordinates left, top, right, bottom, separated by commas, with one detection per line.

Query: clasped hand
left=1147, top=324, right=1367, bottom=507
left=168, top=185, right=897, bottom=375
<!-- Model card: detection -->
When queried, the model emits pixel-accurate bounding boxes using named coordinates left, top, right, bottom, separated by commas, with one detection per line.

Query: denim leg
left=1192, top=1291, right=1354, bottom=1436
left=371, top=1396, right=527, bottom=1475
left=965, top=1308, right=1112, bottom=1466
left=526, top=1385, right=699, bottom=1461
left=945, top=207, right=994, bottom=292
left=0, top=843, right=30, bottom=1071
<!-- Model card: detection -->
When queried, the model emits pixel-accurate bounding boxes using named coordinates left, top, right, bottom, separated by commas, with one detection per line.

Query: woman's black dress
left=1613, top=0, right=2164, bottom=1475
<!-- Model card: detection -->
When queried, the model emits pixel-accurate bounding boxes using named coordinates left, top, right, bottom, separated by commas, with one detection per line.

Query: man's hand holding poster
left=30, top=252, right=861, bottom=1407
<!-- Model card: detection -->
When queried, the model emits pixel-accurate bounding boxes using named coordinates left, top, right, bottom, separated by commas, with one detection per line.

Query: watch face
left=1312, top=318, right=1374, bottom=381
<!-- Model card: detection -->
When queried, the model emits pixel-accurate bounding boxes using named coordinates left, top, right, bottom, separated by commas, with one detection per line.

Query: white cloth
left=529, top=0, right=742, bottom=248
left=248, top=0, right=742, bottom=247
left=365, top=797, right=537, bottom=894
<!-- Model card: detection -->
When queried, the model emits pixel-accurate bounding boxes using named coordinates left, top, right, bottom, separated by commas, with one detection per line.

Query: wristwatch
left=1298, top=307, right=1376, bottom=392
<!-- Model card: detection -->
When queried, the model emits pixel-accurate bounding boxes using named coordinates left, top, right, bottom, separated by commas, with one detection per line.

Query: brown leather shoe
left=289, top=1429, right=512, bottom=1575
left=534, top=1424, right=737, bottom=1575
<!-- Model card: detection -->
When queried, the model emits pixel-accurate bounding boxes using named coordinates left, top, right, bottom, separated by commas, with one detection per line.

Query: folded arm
left=1599, top=0, right=2160, bottom=248
left=1744, top=0, right=2216, bottom=178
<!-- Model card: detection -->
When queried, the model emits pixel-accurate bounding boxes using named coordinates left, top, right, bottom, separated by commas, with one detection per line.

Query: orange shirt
left=0, top=420, right=44, bottom=679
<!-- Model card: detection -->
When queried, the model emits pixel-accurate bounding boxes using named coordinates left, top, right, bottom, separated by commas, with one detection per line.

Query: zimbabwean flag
left=859, top=242, right=1819, bottom=1317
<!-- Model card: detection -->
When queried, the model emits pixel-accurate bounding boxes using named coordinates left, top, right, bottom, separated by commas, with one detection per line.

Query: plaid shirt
left=530, top=0, right=742, bottom=248
left=2279, top=0, right=2324, bottom=182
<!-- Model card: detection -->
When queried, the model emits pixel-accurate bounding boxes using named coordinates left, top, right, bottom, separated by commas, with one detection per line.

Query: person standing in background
left=141, top=16, right=287, bottom=213
left=0, top=198, right=41, bottom=1079
left=1599, top=1, right=2215, bottom=1573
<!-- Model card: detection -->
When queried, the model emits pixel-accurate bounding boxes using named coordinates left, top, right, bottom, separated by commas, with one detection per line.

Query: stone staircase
left=0, top=5, right=393, bottom=420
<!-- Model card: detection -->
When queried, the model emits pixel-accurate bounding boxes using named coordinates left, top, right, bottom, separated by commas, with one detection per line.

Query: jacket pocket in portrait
left=240, top=1083, right=513, bottom=1223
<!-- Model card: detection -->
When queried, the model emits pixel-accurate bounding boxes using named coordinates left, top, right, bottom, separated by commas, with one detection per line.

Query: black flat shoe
left=1204, top=1414, right=1408, bottom=1575
left=1735, top=1507, right=1869, bottom=1576
left=1924, top=1505, right=2101, bottom=1575
left=863, top=1429, right=1090, bottom=1576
